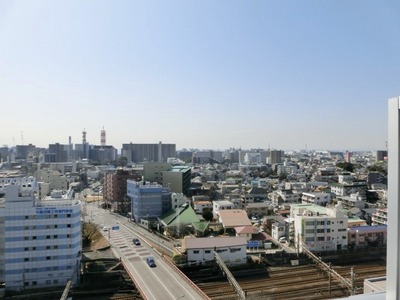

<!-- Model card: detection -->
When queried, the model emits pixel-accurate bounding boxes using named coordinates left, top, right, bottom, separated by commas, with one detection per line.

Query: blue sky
left=1, top=1, right=399, bottom=151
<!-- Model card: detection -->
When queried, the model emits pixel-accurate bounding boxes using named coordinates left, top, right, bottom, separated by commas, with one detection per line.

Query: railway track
left=192, top=261, right=386, bottom=299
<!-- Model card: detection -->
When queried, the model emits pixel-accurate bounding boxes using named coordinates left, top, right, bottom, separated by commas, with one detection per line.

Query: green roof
left=160, top=204, right=200, bottom=227
left=192, top=221, right=210, bottom=233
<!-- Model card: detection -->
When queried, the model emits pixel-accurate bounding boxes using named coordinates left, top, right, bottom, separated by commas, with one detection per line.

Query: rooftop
left=184, top=236, right=247, bottom=250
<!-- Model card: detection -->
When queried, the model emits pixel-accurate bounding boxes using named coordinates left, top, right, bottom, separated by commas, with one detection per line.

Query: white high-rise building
left=0, top=177, right=81, bottom=291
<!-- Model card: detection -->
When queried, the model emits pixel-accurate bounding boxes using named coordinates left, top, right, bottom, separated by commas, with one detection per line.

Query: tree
left=82, top=222, right=100, bottom=248
left=336, top=162, right=354, bottom=172
left=202, top=209, right=214, bottom=221
left=116, top=156, right=128, bottom=167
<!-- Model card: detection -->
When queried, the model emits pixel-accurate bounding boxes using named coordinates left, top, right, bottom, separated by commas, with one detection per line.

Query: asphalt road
left=83, top=201, right=207, bottom=300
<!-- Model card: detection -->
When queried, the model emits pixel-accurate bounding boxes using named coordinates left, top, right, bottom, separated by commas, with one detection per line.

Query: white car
left=278, top=237, right=287, bottom=243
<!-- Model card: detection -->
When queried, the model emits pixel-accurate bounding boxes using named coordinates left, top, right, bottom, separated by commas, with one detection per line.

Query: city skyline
left=1, top=1, right=399, bottom=151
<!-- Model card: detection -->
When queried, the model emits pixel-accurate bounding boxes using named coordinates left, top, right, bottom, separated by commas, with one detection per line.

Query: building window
left=54, top=214, right=58, bottom=218
left=24, top=258, right=29, bottom=262
left=46, top=256, right=51, bottom=260
left=205, top=250, right=211, bottom=254
left=67, top=234, right=71, bottom=238
left=67, top=214, right=71, bottom=218
left=32, top=236, right=36, bottom=240
left=46, top=246, right=51, bottom=250
left=54, top=235, right=58, bottom=239
left=193, top=250, right=199, bottom=254
left=32, top=247, right=36, bottom=251
left=24, top=247, right=29, bottom=251
left=67, top=224, right=71, bottom=228
left=46, top=235, right=50, bottom=239
left=54, top=225, right=58, bottom=228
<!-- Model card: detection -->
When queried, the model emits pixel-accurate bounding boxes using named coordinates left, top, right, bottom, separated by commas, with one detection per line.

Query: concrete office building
left=0, top=177, right=81, bottom=291
left=143, top=162, right=172, bottom=184
left=162, top=166, right=191, bottom=195
left=291, top=202, right=348, bottom=253
left=127, top=181, right=171, bottom=222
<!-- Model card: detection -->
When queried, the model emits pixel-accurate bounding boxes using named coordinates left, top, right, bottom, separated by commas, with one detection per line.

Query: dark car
left=133, top=238, right=141, bottom=246
left=146, top=257, right=156, bottom=267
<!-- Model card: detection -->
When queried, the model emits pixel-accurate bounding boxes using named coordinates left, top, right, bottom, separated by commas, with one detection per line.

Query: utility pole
left=328, top=262, right=331, bottom=294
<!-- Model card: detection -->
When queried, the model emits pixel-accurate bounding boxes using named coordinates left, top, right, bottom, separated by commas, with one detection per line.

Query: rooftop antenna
left=21, top=131, right=24, bottom=145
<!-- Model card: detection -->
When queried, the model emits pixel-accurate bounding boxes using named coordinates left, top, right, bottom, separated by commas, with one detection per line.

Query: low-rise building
left=371, top=207, right=387, bottom=226
left=193, top=200, right=212, bottom=214
left=330, top=182, right=367, bottom=198
left=245, top=202, right=271, bottom=217
left=217, top=209, right=252, bottom=233
left=336, top=193, right=366, bottom=209
left=212, top=200, right=235, bottom=219
left=183, top=237, right=247, bottom=266
left=302, top=192, right=331, bottom=206
left=347, top=225, right=387, bottom=249
left=291, top=202, right=348, bottom=252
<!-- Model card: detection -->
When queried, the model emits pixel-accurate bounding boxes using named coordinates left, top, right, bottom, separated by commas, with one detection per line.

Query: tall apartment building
left=121, top=142, right=176, bottom=163
left=376, top=150, right=387, bottom=161
left=192, top=150, right=224, bottom=164
left=127, top=181, right=171, bottom=222
left=269, top=150, right=282, bottom=165
left=45, top=143, right=69, bottom=163
left=291, top=202, right=348, bottom=252
left=0, top=177, right=81, bottom=291
left=345, top=150, right=351, bottom=163
left=88, top=145, right=117, bottom=164
left=103, top=169, right=142, bottom=214
left=15, top=144, right=37, bottom=161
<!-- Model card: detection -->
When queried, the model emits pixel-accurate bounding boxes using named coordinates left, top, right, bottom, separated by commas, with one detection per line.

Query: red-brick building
left=103, top=168, right=142, bottom=214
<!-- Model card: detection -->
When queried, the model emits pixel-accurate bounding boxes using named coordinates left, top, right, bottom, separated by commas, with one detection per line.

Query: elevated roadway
left=84, top=202, right=209, bottom=300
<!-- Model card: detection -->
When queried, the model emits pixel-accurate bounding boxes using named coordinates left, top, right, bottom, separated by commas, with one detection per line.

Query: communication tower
left=101, top=127, right=106, bottom=146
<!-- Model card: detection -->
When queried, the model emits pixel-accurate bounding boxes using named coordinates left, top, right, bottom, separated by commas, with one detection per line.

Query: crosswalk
left=109, top=226, right=152, bottom=263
